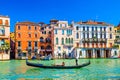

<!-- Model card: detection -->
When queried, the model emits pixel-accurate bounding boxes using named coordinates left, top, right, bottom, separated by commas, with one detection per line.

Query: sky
left=0, top=0, right=120, bottom=32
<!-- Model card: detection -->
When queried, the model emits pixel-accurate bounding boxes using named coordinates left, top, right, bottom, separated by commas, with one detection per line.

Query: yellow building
left=114, top=26, right=120, bottom=57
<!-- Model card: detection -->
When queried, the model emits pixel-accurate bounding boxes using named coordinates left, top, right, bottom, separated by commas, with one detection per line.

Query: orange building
left=15, top=21, right=40, bottom=59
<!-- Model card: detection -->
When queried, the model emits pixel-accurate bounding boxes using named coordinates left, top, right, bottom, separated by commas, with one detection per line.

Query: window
left=28, top=41, right=31, bottom=47
left=56, top=38, right=58, bottom=44
left=83, top=26, right=85, bottom=31
left=60, top=24, right=62, bottom=27
left=18, top=41, right=21, bottom=47
left=67, top=30, right=69, bottom=35
left=34, top=41, right=37, bottom=47
left=66, top=38, right=67, bottom=44
left=76, top=26, right=79, bottom=30
left=69, top=38, right=70, bottom=44
left=62, top=38, right=64, bottom=45
left=96, top=33, right=98, bottom=38
left=104, top=27, right=106, bottom=31
left=87, top=33, right=89, bottom=38
left=92, top=27, right=94, bottom=31
left=92, top=33, right=94, bottom=38
left=1, top=30, right=5, bottom=35
left=100, top=33, right=102, bottom=38
left=110, top=34, right=112, bottom=39
left=35, top=26, right=37, bottom=30
left=62, top=30, right=64, bottom=35
left=18, top=26, right=20, bottom=30
left=28, top=33, right=31, bottom=38
left=95, top=27, right=97, bottom=31
left=87, top=27, right=89, bottom=31
left=48, top=31, right=51, bottom=34
left=40, top=37, right=44, bottom=42
left=100, top=27, right=102, bottom=32
left=76, top=33, right=79, bottom=39
left=65, top=24, right=67, bottom=27
left=114, top=51, right=117, bottom=55
left=35, top=34, right=37, bottom=38
left=110, top=27, right=112, bottom=31
left=41, top=46, right=44, bottom=49
left=55, top=30, right=57, bottom=34
left=28, top=25, right=31, bottom=30
left=71, top=38, right=73, bottom=44
left=71, top=30, right=72, bottom=35
left=18, top=33, right=21, bottom=38
left=83, top=33, right=85, bottom=38
left=104, top=33, right=106, bottom=38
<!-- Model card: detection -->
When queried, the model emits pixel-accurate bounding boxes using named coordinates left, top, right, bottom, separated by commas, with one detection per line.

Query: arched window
left=56, top=38, right=58, bottom=44
left=69, top=38, right=70, bottom=44
left=71, top=38, right=73, bottom=44
left=66, top=38, right=67, bottom=44
left=110, top=34, right=112, bottom=39
left=76, top=33, right=79, bottom=39
left=76, top=26, right=79, bottom=30
left=41, top=46, right=44, bottom=49
left=62, top=38, right=64, bottom=45
left=46, top=45, right=52, bottom=49
left=46, top=38, right=51, bottom=43
left=40, top=37, right=44, bottom=42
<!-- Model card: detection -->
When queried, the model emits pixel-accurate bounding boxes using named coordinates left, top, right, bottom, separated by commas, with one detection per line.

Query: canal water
left=0, top=59, right=120, bottom=80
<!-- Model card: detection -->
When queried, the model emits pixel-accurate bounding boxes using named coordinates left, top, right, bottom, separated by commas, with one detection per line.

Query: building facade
left=15, top=22, right=40, bottom=59
left=38, top=22, right=53, bottom=57
left=52, top=20, right=74, bottom=58
left=73, top=20, right=117, bottom=58
left=10, top=32, right=15, bottom=59
left=0, top=15, right=10, bottom=60
left=114, top=26, right=120, bottom=57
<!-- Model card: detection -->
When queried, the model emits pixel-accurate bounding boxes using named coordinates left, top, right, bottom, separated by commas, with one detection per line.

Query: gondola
left=26, top=59, right=90, bottom=69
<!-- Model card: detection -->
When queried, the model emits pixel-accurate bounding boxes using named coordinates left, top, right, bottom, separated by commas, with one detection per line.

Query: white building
left=51, top=20, right=74, bottom=58
left=72, top=20, right=118, bottom=58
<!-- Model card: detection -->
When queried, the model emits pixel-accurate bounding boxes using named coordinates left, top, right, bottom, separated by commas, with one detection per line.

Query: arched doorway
left=96, top=50, right=100, bottom=58
left=88, top=50, right=92, bottom=58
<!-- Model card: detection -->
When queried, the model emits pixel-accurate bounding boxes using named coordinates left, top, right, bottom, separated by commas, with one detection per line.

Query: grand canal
left=0, top=59, right=120, bottom=80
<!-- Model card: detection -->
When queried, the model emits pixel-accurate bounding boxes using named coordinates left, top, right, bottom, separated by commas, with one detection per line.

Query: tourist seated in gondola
left=52, top=62, right=65, bottom=66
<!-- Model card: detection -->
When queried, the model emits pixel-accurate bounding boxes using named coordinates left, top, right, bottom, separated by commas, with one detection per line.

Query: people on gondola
left=53, top=62, right=65, bottom=66
left=75, top=57, right=78, bottom=66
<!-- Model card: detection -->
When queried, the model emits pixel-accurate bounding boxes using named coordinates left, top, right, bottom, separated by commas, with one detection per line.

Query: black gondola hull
left=26, top=59, right=90, bottom=69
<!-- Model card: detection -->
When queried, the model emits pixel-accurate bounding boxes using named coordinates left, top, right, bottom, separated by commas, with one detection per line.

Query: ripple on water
left=0, top=59, right=120, bottom=80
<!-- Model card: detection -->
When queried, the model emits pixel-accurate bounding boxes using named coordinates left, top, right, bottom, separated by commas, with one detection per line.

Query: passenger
left=52, top=62, right=65, bottom=66
left=75, top=57, right=78, bottom=66
left=62, top=62, right=65, bottom=66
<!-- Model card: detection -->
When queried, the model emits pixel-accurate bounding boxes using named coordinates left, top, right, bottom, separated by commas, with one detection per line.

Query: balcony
left=40, top=49, right=45, bottom=51
left=63, top=44, right=73, bottom=47
left=82, top=38, right=107, bottom=43
left=28, top=47, right=32, bottom=49
left=46, top=49, right=52, bottom=51
left=115, top=39, right=120, bottom=44
left=17, top=47, right=21, bottom=49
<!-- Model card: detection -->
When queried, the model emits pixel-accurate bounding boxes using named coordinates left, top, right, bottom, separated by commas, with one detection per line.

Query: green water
left=0, top=59, right=120, bottom=80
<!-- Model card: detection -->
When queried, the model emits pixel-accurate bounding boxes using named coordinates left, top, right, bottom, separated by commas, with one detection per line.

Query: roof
left=0, top=15, right=9, bottom=18
left=76, top=20, right=113, bottom=26
left=16, top=21, right=40, bottom=26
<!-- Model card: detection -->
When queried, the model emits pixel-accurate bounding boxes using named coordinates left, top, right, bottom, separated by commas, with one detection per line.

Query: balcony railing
left=82, top=38, right=107, bottom=43
left=46, top=49, right=52, bottom=51
left=115, top=39, right=120, bottom=44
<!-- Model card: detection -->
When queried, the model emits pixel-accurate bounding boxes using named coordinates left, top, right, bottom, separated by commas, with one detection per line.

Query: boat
left=41, top=55, right=52, bottom=60
left=26, top=59, right=90, bottom=69
left=110, top=56, right=118, bottom=59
